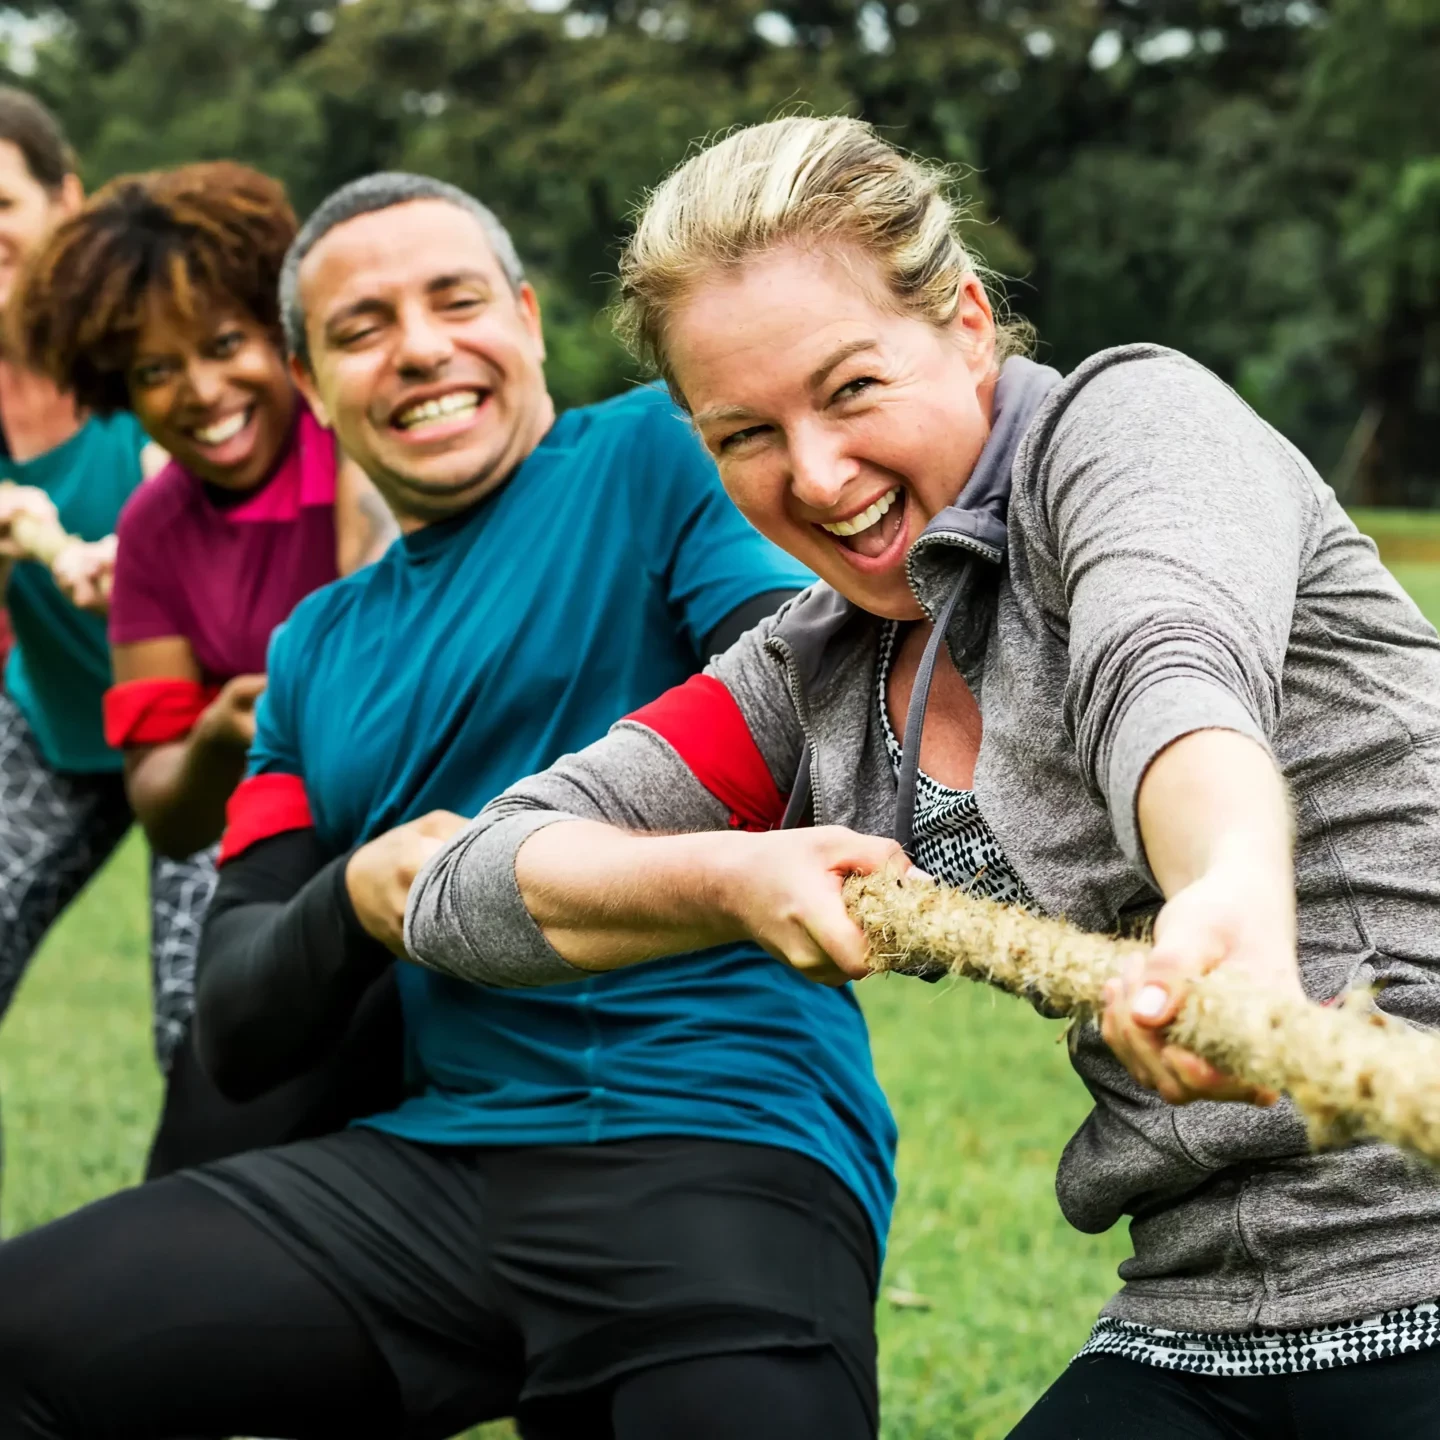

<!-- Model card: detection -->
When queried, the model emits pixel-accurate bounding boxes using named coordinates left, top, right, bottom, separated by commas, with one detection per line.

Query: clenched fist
left=195, top=674, right=268, bottom=751
left=52, top=535, right=118, bottom=614
left=346, top=810, right=468, bottom=954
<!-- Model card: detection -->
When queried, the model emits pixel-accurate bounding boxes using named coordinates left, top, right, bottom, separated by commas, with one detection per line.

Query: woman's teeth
left=194, top=410, right=250, bottom=446
left=396, top=390, right=481, bottom=431
left=819, top=487, right=900, bottom=538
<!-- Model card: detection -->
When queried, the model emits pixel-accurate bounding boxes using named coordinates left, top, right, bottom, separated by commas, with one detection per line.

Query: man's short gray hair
left=280, top=172, right=526, bottom=367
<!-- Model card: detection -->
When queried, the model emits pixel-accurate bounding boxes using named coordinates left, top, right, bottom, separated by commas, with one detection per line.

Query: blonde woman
left=406, top=117, right=1440, bottom=1436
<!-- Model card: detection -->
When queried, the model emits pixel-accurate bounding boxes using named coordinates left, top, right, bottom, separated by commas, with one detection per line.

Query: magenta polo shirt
left=110, top=404, right=341, bottom=682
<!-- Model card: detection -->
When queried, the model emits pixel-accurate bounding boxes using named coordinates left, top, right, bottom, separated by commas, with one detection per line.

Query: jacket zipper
left=764, top=634, right=824, bottom=826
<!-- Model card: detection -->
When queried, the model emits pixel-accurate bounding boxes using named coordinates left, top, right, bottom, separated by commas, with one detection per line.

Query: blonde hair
left=616, top=115, right=1032, bottom=399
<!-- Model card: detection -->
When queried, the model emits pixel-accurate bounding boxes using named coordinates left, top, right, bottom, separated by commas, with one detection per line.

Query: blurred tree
left=1304, top=0, right=1440, bottom=506
left=0, top=0, right=1434, bottom=500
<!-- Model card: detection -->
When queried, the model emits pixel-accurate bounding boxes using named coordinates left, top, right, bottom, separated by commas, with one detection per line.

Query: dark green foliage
left=2, top=0, right=1436, bottom=499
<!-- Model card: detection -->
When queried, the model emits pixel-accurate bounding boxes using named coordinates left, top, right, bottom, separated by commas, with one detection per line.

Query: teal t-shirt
left=248, top=387, right=898, bottom=1254
left=4, top=413, right=147, bottom=772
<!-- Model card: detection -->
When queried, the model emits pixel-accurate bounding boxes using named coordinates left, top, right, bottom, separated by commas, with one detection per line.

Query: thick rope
left=0, top=481, right=73, bottom=566
left=844, top=870, right=1440, bottom=1162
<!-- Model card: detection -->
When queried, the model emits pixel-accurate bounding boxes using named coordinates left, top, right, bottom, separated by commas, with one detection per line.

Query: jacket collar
left=905, top=355, right=1062, bottom=621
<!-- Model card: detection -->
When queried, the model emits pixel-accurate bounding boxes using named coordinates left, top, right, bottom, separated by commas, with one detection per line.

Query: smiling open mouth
left=192, top=408, right=252, bottom=446
left=393, top=389, right=487, bottom=432
left=817, top=485, right=906, bottom=560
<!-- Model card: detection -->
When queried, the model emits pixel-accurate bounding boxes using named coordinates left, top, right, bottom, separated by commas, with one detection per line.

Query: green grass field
left=1, top=522, right=1435, bottom=1438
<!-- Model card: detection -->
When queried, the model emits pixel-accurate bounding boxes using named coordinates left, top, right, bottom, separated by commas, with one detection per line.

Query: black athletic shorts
left=192, top=1129, right=879, bottom=1430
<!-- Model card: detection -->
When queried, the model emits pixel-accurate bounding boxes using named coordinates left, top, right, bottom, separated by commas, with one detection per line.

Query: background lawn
left=0, top=520, right=1431, bottom=1439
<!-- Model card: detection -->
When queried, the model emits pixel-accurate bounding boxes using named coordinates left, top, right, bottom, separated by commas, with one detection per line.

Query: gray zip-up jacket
left=406, top=344, right=1440, bottom=1333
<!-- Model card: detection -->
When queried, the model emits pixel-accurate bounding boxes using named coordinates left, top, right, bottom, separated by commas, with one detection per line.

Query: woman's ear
left=949, top=273, right=997, bottom=376
left=56, top=172, right=83, bottom=219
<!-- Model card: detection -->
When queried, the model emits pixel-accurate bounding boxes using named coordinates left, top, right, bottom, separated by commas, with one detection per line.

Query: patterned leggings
left=0, top=689, right=217, bottom=1073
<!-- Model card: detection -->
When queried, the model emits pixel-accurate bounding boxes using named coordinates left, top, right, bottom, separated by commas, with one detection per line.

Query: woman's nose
left=185, top=360, right=225, bottom=407
left=788, top=428, right=859, bottom=510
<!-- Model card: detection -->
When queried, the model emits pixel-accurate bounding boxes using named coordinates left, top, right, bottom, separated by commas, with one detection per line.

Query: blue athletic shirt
left=5, top=413, right=146, bottom=772
left=248, top=386, right=898, bottom=1253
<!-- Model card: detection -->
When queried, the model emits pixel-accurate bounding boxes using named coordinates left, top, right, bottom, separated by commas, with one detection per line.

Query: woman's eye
left=833, top=376, right=878, bottom=402
left=131, top=364, right=169, bottom=389
left=718, top=425, right=769, bottom=453
left=211, top=330, right=244, bottom=358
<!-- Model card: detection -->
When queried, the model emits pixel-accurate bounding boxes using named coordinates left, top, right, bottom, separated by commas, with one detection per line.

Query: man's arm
left=193, top=826, right=393, bottom=1100
left=196, top=801, right=464, bottom=1099
left=700, top=588, right=800, bottom=661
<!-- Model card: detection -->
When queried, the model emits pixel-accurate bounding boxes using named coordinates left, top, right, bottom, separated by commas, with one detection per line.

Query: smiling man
left=0, top=173, right=896, bottom=1440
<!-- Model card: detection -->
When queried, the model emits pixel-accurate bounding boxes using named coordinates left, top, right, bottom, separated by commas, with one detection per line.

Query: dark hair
left=280, top=171, right=524, bottom=369
left=16, top=161, right=297, bottom=413
left=0, top=87, right=76, bottom=191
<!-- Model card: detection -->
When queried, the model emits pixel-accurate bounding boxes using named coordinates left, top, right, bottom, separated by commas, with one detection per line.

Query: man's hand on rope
left=1101, top=854, right=1302, bottom=1106
left=348, top=810, right=469, bottom=955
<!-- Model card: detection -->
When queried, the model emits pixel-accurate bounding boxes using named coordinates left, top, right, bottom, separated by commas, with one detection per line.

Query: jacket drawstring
left=893, top=575, right=966, bottom=859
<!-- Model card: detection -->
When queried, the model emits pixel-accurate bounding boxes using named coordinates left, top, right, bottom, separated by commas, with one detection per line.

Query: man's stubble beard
left=375, top=443, right=522, bottom=529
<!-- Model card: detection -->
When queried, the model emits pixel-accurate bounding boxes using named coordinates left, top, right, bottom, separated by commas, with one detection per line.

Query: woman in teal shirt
left=0, top=88, right=215, bottom=1200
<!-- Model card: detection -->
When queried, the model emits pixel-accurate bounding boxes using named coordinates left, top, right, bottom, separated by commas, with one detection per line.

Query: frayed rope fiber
left=844, top=870, right=1440, bottom=1163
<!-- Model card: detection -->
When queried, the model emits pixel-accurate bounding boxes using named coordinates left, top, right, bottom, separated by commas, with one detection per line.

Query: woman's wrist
left=681, top=830, right=763, bottom=946
left=1202, top=829, right=1293, bottom=892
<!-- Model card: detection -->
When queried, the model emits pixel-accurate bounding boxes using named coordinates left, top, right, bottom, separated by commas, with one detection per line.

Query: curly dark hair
left=15, top=161, right=297, bottom=413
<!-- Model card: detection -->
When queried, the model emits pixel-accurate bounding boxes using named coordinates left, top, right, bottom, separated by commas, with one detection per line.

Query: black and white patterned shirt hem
left=1078, top=1304, right=1440, bottom=1376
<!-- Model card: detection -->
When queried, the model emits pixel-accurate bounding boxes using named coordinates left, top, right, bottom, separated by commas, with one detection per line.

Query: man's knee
left=0, top=1229, right=87, bottom=1439
left=607, top=1348, right=875, bottom=1440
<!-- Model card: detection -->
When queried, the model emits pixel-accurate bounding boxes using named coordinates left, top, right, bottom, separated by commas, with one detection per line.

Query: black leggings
left=0, top=1179, right=868, bottom=1440
left=1010, top=1350, right=1440, bottom=1439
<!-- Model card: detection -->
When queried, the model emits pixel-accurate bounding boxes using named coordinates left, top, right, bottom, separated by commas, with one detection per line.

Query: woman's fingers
left=739, top=828, right=915, bottom=986
left=805, top=831, right=918, bottom=981
left=802, top=900, right=874, bottom=983
left=1160, top=1044, right=1276, bottom=1105
left=1103, top=942, right=1285, bottom=1105
left=1103, top=991, right=1177, bottom=1097
left=224, top=673, right=269, bottom=707
left=1104, top=955, right=1216, bottom=1103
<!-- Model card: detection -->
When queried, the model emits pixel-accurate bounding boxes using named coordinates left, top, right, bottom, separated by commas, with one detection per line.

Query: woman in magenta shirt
left=19, top=161, right=395, bottom=1172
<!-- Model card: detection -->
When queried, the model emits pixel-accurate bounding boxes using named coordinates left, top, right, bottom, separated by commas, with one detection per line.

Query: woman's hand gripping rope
left=843, top=867, right=1440, bottom=1165
left=0, top=481, right=115, bottom=615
